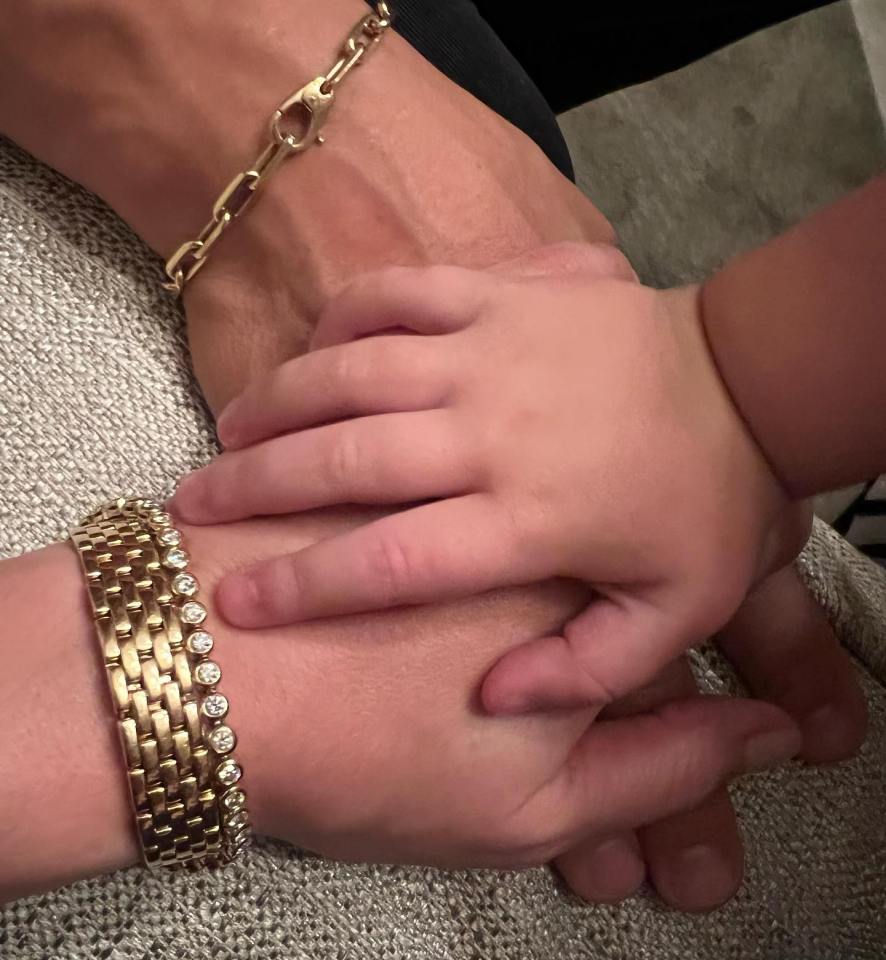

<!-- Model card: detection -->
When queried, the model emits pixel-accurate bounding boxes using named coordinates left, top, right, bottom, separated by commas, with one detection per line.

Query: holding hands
left=174, top=242, right=789, bottom=715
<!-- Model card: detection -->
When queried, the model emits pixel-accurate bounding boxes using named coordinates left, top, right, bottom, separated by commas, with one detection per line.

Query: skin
left=703, top=174, right=886, bottom=496
left=0, top=0, right=868, bottom=911
left=175, top=246, right=786, bottom=718
left=0, top=518, right=802, bottom=904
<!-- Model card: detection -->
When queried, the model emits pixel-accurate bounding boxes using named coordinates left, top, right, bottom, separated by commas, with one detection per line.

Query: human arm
left=180, top=170, right=886, bottom=710
left=0, top=0, right=859, bottom=910
left=0, top=512, right=801, bottom=904
left=0, top=0, right=611, bottom=413
left=702, top=172, right=886, bottom=496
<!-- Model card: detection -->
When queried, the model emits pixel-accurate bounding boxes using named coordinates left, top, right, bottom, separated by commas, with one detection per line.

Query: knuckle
left=326, top=346, right=360, bottom=392
left=326, top=430, right=363, bottom=489
left=649, top=703, right=725, bottom=800
left=364, top=532, right=417, bottom=603
left=279, top=550, right=304, bottom=589
left=243, top=554, right=308, bottom=625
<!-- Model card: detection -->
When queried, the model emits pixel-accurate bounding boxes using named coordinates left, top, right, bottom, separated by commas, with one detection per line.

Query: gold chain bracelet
left=163, top=1, right=393, bottom=295
left=71, top=498, right=250, bottom=869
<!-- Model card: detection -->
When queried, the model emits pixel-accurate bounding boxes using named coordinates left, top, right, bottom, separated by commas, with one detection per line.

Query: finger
left=554, top=657, right=689, bottom=907
left=640, top=789, right=743, bottom=913
left=217, top=493, right=542, bottom=627
left=489, top=241, right=638, bottom=283
left=554, top=833, right=646, bottom=905
left=482, top=595, right=693, bottom=715
left=591, top=658, right=743, bottom=911
left=217, top=336, right=452, bottom=450
left=623, top=660, right=743, bottom=912
left=532, top=697, right=800, bottom=849
left=717, top=563, right=868, bottom=763
left=311, top=264, right=491, bottom=350
left=174, top=410, right=473, bottom=525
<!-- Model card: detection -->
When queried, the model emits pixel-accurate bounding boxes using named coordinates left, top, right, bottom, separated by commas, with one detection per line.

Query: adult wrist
left=0, top=0, right=381, bottom=258
left=0, top=519, right=285, bottom=901
left=0, top=545, right=137, bottom=902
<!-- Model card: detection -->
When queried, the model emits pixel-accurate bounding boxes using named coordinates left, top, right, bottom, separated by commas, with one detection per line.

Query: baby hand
left=174, top=243, right=788, bottom=713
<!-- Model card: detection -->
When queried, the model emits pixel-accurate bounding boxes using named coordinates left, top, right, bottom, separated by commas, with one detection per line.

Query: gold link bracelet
left=71, top=498, right=250, bottom=868
left=163, top=1, right=392, bottom=294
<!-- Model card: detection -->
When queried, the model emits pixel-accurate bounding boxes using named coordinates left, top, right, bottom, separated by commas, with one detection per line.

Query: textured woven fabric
left=2, top=134, right=886, bottom=958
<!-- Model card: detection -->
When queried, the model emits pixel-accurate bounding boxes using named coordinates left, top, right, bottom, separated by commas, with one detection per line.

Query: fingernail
left=667, top=844, right=740, bottom=911
left=216, top=399, right=240, bottom=448
left=577, top=837, right=646, bottom=903
left=800, top=702, right=865, bottom=762
left=217, top=572, right=262, bottom=627
left=802, top=703, right=841, bottom=747
left=171, top=472, right=202, bottom=520
left=743, top=726, right=803, bottom=773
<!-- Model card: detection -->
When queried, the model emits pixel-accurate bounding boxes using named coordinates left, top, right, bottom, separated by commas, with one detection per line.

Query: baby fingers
left=217, top=336, right=452, bottom=450
left=215, top=494, right=545, bottom=627
left=174, top=410, right=473, bottom=524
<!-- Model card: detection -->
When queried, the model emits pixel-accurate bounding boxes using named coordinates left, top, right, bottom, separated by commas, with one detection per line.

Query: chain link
left=164, top=2, right=392, bottom=294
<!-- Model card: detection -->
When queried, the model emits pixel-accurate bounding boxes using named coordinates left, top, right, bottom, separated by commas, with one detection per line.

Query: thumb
left=535, top=697, right=801, bottom=850
left=482, top=596, right=697, bottom=715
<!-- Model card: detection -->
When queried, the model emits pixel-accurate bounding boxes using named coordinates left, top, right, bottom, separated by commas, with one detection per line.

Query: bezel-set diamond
left=202, top=693, right=228, bottom=718
left=226, top=810, right=249, bottom=829
left=172, top=572, right=199, bottom=596
left=163, top=547, right=189, bottom=570
left=222, top=788, right=245, bottom=811
left=187, top=630, right=214, bottom=655
left=208, top=725, right=236, bottom=754
left=159, top=527, right=183, bottom=547
left=194, top=660, right=221, bottom=686
left=129, top=494, right=250, bottom=860
left=217, top=759, right=243, bottom=786
left=180, top=601, right=207, bottom=625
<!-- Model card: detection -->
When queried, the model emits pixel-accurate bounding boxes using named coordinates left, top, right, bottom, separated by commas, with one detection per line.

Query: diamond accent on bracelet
left=151, top=512, right=173, bottom=527
left=222, top=788, right=245, bottom=811
left=217, top=759, right=242, bottom=786
left=140, top=499, right=159, bottom=510
left=202, top=693, right=228, bottom=718
left=187, top=630, right=215, bottom=655
left=226, top=810, right=249, bottom=829
left=194, top=660, right=221, bottom=685
left=158, top=527, right=183, bottom=547
left=208, top=725, right=236, bottom=754
left=163, top=547, right=189, bottom=570
left=180, top=601, right=207, bottom=625
left=172, top=572, right=199, bottom=597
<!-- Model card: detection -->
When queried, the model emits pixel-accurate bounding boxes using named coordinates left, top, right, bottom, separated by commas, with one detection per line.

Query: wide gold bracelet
left=163, top=1, right=393, bottom=295
left=70, top=497, right=250, bottom=869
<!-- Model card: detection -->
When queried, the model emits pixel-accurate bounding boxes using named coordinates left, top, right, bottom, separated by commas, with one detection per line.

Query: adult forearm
left=0, top=0, right=611, bottom=411
left=0, top=546, right=136, bottom=900
left=0, top=512, right=589, bottom=902
left=701, top=173, right=886, bottom=496
left=0, top=531, right=286, bottom=902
